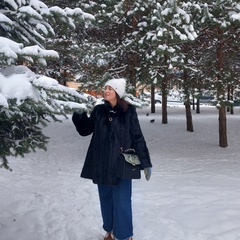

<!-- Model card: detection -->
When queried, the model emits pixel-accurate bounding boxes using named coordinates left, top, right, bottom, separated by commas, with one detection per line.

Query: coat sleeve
left=130, top=107, right=152, bottom=169
left=72, top=110, right=95, bottom=136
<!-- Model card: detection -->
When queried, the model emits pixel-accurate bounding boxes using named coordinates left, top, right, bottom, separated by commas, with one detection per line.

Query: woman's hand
left=144, top=167, right=152, bottom=181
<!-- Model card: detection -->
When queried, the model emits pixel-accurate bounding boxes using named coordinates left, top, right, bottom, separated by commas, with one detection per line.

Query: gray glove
left=144, top=167, right=152, bottom=181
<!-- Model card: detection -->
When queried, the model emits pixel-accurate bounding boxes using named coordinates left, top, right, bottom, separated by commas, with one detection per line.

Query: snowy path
left=0, top=105, right=240, bottom=240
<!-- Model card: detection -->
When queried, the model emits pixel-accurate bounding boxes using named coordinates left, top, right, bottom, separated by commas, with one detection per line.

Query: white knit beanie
left=104, top=78, right=126, bottom=98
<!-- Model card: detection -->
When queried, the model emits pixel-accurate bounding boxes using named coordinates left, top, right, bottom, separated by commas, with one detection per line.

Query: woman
left=72, top=78, right=152, bottom=240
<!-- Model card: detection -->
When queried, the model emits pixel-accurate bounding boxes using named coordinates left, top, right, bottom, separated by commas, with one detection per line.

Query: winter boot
left=103, top=232, right=115, bottom=240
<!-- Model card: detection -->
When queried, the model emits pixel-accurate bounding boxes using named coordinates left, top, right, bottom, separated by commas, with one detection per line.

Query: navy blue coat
left=72, top=101, right=152, bottom=185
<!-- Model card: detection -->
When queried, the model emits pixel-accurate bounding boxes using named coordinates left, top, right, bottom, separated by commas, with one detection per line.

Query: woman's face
left=104, top=85, right=117, bottom=105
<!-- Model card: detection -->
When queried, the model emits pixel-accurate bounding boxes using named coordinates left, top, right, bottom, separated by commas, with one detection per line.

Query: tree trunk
left=191, top=92, right=195, bottom=111
left=227, top=85, right=234, bottom=114
left=162, top=75, right=168, bottom=124
left=219, top=106, right=228, bottom=147
left=183, top=68, right=193, bottom=132
left=151, top=84, right=155, bottom=113
left=196, top=86, right=201, bottom=114
left=196, top=98, right=200, bottom=114
left=128, top=15, right=138, bottom=95
left=227, top=85, right=230, bottom=113
left=185, top=103, right=194, bottom=132
left=162, top=93, right=167, bottom=124
left=230, top=86, right=234, bottom=114
left=162, top=55, right=168, bottom=124
left=217, top=27, right=228, bottom=147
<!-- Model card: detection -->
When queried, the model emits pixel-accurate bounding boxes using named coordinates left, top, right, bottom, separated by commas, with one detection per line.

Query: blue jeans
left=98, top=179, right=133, bottom=240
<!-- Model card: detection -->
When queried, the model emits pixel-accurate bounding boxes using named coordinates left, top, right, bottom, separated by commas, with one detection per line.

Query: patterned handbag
left=118, top=148, right=141, bottom=179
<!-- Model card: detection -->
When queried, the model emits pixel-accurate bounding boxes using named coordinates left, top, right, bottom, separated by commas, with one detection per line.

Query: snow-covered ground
left=0, top=104, right=240, bottom=240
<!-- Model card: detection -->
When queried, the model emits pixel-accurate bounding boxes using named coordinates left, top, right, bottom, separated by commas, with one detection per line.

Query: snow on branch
left=0, top=37, right=23, bottom=65
left=18, top=5, right=43, bottom=20
left=20, top=45, right=59, bottom=59
left=64, top=7, right=95, bottom=21
left=231, top=13, right=240, bottom=21
left=0, top=12, right=13, bottom=25
left=0, top=37, right=59, bottom=66
left=0, top=65, right=88, bottom=111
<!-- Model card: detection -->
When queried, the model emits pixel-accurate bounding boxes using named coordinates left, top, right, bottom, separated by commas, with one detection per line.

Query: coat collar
left=104, top=100, right=123, bottom=112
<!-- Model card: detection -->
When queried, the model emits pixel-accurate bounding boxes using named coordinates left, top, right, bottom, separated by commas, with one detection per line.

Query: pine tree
left=38, top=0, right=96, bottom=85
left=0, top=0, right=95, bottom=170
left=197, top=0, right=240, bottom=147
left=74, top=0, right=125, bottom=92
left=118, top=0, right=199, bottom=129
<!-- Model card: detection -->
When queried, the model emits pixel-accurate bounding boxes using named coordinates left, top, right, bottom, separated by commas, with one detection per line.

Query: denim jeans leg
left=98, top=184, right=114, bottom=232
left=115, top=238, right=131, bottom=240
left=112, top=179, right=133, bottom=240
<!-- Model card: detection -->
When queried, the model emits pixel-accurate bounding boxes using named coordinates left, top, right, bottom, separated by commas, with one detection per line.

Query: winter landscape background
left=0, top=104, right=239, bottom=240
left=1, top=2, right=240, bottom=239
